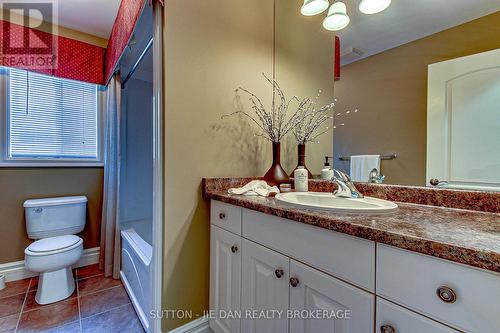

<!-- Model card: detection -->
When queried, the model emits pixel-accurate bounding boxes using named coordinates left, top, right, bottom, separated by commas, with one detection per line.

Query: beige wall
left=275, top=0, right=335, bottom=174
left=1, top=9, right=108, bottom=47
left=0, top=168, right=103, bottom=264
left=163, top=0, right=275, bottom=330
left=333, top=12, right=500, bottom=186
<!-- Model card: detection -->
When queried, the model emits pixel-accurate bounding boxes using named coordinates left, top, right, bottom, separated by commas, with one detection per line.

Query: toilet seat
left=25, top=235, right=82, bottom=256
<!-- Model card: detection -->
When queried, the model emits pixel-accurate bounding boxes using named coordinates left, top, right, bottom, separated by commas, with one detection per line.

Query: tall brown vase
left=292, top=144, right=313, bottom=178
left=263, top=142, right=289, bottom=186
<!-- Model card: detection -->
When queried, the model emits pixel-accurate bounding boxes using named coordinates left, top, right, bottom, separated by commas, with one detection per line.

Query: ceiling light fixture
left=359, top=0, right=391, bottom=14
left=323, top=2, right=350, bottom=31
left=300, top=0, right=330, bottom=16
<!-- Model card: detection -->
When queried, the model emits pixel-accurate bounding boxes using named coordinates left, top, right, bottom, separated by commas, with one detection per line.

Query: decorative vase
left=263, top=142, right=289, bottom=186
left=292, top=143, right=313, bottom=179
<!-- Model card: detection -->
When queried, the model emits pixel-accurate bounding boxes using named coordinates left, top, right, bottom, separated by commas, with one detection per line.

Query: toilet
left=24, top=196, right=87, bottom=305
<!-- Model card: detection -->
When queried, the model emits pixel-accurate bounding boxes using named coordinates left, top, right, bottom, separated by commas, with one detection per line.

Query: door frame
left=151, top=1, right=164, bottom=332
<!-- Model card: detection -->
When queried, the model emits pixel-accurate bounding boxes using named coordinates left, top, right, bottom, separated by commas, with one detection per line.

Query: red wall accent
left=335, top=36, right=340, bottom=81
left=0, top=20, right=105, bottom=85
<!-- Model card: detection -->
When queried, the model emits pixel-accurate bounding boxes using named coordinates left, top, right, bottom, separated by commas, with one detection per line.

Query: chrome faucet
left=368, top=168, right=385, bottom=184
left=332, top=169, right=364, bottom=199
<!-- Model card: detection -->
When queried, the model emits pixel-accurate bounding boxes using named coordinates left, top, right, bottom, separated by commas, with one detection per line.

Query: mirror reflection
left=276, top=0, right=500, bottom=190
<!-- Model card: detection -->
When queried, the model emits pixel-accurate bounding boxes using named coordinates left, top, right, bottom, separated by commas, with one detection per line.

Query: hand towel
left=350, top=155, right=380, bottom=182
left=228, top=180, right=280, bottom=197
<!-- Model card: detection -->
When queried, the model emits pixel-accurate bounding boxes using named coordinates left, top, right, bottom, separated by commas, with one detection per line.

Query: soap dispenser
left=321, top=156, right=334, bottom=180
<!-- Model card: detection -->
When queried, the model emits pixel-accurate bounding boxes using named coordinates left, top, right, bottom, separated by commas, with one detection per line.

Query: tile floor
left=0, top=264, right=144, bottom=333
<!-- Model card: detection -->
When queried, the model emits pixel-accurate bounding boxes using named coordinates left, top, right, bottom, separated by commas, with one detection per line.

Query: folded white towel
left=228, top=180, right=280, bottom=197
left=350, top=155, right=380, bottom=182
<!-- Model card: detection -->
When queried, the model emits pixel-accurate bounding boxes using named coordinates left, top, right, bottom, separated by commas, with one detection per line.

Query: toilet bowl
left=25, top=235, right=83, bottom=304
left=23, top=196, right=87, bottom=305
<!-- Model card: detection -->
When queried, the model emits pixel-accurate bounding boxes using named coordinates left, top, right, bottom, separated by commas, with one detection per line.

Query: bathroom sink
left=275, top=192, right=398, bottom=214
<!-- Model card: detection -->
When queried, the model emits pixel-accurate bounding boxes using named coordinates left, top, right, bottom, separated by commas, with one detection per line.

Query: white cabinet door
left=376, top=298, right=459, bottom=333
left=241, top=239, right=289, bottom=333
left=427, top=48, right=500, bottom=191
left=210, top=226, right=242, bottom=333
left=289, top=260, right=374, bottom=333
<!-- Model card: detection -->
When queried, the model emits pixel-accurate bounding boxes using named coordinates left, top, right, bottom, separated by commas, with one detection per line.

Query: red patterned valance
left=105, top=0, right=146, bottom=83
left=0, top=20, right=105, bottom=85
left=1, top=0, right=163, bottom=86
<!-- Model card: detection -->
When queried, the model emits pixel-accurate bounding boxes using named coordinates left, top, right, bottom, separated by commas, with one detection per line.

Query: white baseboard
left=75, top=247, right=100, bottom=268
left=0, top=247, right=100, bottom=282
left=167, top=316, right=210, bottom=333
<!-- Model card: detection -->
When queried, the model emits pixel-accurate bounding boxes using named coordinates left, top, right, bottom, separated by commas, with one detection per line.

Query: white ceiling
left=32, top=0, right=121, bottom=39
left=338, top=0, right=500, bottom=65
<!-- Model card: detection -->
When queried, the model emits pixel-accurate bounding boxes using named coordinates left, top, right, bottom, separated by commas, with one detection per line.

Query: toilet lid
left=28, top=235, right=81, bottom=253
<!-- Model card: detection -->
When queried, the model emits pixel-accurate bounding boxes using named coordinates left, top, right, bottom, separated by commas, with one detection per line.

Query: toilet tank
left=24, top=196, right=87, bottom=239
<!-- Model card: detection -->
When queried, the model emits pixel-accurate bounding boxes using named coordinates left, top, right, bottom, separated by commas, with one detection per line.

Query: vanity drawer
left=376, top=298, right=459, bottom=333
left=377, top=244, right=500, bottom=333
left=211, top=200, right=242, bottom=235
left=242, top=208, right=375, bottom=291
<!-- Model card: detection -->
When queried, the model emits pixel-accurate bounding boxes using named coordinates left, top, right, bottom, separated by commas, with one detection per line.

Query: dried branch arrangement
left=291, top=91, right=334, bottom=145
left=223, top=73, right=356, bottom=144
left=333, top=108, right=359, bottom=128
left=292, top=93, right=359, bottom=144
left=222, top=73, right=303, bottom=142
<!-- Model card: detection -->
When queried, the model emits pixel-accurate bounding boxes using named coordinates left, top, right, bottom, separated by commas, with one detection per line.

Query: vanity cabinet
left=210, top=225, right=241, bottom=333
left=376, top=298, right=459, bottom=333
left=211, top=200, right=242, bottom=236
left=209, top=200, right=500, bottom=333
left=239, top=237, right=374, bottom=333
left=377, top=243, right=500, bottom=333
left=241, top=239, right=289, bottom=333
left=242, top=208, right=375, bottom=291
left=289, top=260, right=373, bottom=333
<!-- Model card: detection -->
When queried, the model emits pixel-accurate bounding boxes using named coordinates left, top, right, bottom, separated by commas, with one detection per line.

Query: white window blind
left=8, top=68, right=98, bottom=159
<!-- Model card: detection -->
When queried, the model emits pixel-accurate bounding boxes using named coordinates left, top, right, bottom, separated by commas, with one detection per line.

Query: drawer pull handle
left=275, top=269, right=284, bottom=279
left=380, top=325, right=396, bottom=333
left=231, top=245, right=238, bottom=253
left=289, top=277, right=299, bottom=287
left=436, top=286, right=457, bottom=303
left=219, top=212, right=226, bottom=220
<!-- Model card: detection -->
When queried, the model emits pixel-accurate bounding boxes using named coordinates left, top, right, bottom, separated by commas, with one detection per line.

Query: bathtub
left=120, top=219, right=152, bottom=331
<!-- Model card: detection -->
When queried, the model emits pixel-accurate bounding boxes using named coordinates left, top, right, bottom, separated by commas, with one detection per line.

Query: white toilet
left=24, top=196, right=87, bottom=305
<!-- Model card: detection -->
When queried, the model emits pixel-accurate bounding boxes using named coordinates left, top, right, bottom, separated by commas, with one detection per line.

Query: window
left=0, top=67, right=104, bottom=166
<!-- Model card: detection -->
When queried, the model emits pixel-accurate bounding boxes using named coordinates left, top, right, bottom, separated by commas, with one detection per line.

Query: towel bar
left=337, top=154, right=397, bottom=161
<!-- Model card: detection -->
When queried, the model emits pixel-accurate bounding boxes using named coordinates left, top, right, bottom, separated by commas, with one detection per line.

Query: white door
left=376, top=298, right=459, bottom=333
left=210, top=226, right=242, bottom=333
left=427, top=48, right=500, bottom=191
left=241, top=239, right=289, bottom=333
left=289, top=260, right=374, bottom=333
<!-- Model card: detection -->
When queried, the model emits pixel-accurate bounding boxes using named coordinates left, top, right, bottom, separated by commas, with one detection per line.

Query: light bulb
left=300, top=0, right=330, bottom=16
left=323, top=2, right=350, bottom=31
left=359, top=0, right=391, bottom=14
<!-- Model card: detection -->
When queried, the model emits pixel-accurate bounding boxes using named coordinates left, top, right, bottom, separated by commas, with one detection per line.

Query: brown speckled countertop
left=203, top=178, right=500, bottom=273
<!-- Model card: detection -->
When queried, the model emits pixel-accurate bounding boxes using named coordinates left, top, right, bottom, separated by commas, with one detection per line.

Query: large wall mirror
left=275, top=0, right=336, bottom=175
left=275, top=0, right=500, bottom=191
